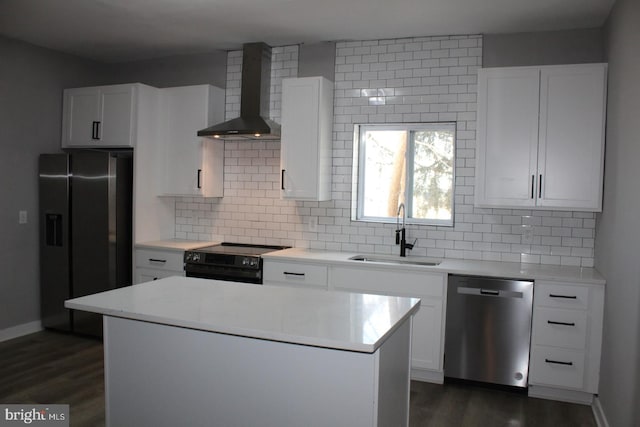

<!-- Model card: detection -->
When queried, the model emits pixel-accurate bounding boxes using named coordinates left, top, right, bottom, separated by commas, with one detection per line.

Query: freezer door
left=39, top=154, right=72, bottom=332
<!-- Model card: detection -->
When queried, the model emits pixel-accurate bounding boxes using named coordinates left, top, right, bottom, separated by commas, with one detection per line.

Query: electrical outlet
left=18, top=210, right=28, bottom=224
left=307, top=216, right=318, bottom=232
left=521, top=225, right=533, bottom=244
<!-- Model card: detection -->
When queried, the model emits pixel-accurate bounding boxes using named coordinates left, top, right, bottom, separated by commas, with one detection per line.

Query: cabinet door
left=63, top=87, right=101, bottom=147
left=98, top=85, right=136, bottom=147
left=62, top=85, right=135, bottom=148
left=537, top=64, right=606, bottom=211
left=411, top=298, right=443, bottom=371
left=475, top=68, right=540, bottom=208
left=280, top=77, right=333, bottom=201
left=330, top=266, right=446, bottom=372
left=161, top=85, right=224, bottom=197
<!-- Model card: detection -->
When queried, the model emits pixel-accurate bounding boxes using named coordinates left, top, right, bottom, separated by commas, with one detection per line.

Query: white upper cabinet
left=475, top=68, right=540, bottom=208
left=475, top=63, right=607, bottom=211
left=280, top=76, right=334, bottom=201
left=62, top=84, right=136, bottom=148
left=536, top=65, right=607, bottom=210
left=160, top=85, right=225, bottom=197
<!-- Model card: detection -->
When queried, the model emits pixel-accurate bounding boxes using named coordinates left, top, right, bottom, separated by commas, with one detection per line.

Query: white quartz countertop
left=65, top=277, right=420, bottom=353
left=135, top=239, right=219, bottom=251
left=262, top=248, right=606, bottom=285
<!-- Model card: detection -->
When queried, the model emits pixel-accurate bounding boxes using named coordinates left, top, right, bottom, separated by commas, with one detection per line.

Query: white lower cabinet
left=136, top=268, right=180, bottom=284
left=329, top=266, right=446, bottom=383
left=134, top=248, right=185, bottom=284
left=263, top=259, right=446, bottom=382
left=263, top=261, right=328, bottom=289
left=529, top=281, right=604, bottom=403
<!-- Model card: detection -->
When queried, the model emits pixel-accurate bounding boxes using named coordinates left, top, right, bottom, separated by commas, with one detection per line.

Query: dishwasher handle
left=457, top=286, right=524, bottom=299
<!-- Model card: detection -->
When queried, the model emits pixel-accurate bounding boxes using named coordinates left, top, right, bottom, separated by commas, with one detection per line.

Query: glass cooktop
left=192, top=242, right=290, bottom=257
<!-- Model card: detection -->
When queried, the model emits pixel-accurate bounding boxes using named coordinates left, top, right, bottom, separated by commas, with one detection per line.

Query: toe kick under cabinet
left=529, top=281, right=604, bottom=404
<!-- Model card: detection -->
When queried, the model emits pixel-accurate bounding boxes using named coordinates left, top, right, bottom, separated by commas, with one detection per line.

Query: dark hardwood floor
left=1, top=330, right=596, bottom=427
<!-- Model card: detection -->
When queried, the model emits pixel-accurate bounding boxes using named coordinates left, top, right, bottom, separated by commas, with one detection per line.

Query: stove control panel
left=241, top=257, right=259, bottom=268
left=184, top=250, right=262, bottom=270
left=184, top=251, right=201, bottom=263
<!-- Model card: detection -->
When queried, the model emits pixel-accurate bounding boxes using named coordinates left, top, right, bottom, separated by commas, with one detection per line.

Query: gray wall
left=483, top=28, right=604, bottom=67
left=107, top=43, right=331, bottom=89
left=0, top=41, right=228, bottom=334
left=596, top=0, right=640, bottom=425
left=298, top=42, right=336, bottom=81
left=0, top=36, right=106, bottom=331
left=106, top=50, right=227, bottom=88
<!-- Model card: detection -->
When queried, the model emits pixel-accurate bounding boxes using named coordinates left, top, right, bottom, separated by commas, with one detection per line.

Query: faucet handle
left=405, top=238, right=418, bottom=250
left=395, top=229, right=400, bottom=245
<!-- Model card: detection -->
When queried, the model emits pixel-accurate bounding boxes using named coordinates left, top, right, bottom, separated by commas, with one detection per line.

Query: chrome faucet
left=395, top=203, right=415, bottom=257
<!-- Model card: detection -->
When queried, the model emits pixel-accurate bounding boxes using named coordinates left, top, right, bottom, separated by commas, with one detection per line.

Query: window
left=352, top=123, right=456, bottom=226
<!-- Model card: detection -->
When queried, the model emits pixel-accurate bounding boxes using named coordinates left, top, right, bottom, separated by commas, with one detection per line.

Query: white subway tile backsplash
left=172, top=36, right=596, bottom=267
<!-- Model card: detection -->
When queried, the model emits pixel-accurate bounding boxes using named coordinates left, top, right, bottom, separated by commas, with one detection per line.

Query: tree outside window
left=353, top=123, right=455, bottom=226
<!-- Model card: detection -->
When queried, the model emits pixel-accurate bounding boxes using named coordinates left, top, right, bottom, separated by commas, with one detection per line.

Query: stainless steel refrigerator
left=39, top=150, right=133, bottom=337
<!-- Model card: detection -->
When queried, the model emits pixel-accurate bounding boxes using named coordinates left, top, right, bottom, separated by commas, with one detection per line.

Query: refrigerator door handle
left=45, top=213, right=64, bottom=247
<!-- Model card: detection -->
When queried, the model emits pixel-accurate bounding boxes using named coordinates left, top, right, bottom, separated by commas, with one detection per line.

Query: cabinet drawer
left=135, top=268, right=183, bottom=284
left=535, top=283, right=589, bottom=310
left=264, top=261, right=328, bottom=288
left=532, top=307, right=588, bottom=349
left=530, top=346, right=585, bottom=389
left=135, top=249, right=184, bottom=272
left=330, top=266, right=445, bottom=298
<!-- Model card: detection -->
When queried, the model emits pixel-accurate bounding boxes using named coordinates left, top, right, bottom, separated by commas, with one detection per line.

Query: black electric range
left=184, top=242, right=290, bottom=284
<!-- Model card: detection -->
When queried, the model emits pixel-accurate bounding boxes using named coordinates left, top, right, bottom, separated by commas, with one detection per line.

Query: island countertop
left=65, top=277, right=420, bottom=353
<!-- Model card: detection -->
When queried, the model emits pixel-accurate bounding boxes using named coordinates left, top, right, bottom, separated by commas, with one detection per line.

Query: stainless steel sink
left=348, top=255, right=441, bottom=266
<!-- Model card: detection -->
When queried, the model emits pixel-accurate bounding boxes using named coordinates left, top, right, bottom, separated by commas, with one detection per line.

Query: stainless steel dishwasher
left=444, top=274, right=533, bottom=388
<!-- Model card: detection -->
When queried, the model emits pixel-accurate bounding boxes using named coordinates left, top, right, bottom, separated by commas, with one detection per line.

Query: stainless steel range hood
left=198, top=42, right=280, bottom=140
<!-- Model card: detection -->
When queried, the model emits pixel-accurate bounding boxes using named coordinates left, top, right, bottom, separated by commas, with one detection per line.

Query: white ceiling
left=0, top=0, right=615, bottom=63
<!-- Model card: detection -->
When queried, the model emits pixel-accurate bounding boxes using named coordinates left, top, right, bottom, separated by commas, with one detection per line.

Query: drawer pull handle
left=547, top=320, right=576, bottom=326
left=149, top=258, right=167, bottom=264
left=283, top=272, right=305, bottom=277
left=545, top=358, right=573, bottom=366
left=549, top=294, right=577, bottom=299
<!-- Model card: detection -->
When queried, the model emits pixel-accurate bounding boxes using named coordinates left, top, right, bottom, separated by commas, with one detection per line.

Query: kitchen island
left=65, top=277, right=420, bottom=427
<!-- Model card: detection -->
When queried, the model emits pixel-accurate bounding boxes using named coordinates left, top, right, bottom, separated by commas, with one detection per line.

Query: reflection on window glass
left=355, top=123, right=455, bottom=226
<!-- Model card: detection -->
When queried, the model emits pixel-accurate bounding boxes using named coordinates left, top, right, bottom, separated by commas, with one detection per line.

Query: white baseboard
left=0, top=320, right=43, bottom=343
left=411, top=368, right=444, bottom=384
left=592, top=397, right=610, bottom=427
left=528, top=385, right=594, bottom=405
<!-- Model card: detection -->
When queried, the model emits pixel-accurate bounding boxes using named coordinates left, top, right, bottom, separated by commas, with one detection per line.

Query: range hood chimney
left=198, top=42, right=280, bottom=140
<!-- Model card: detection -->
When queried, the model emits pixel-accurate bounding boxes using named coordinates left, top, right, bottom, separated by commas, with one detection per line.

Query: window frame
left=351, top=122, right=456, bottom=227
